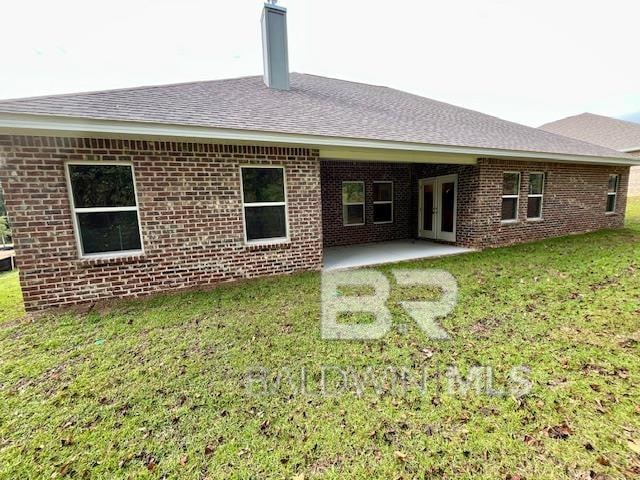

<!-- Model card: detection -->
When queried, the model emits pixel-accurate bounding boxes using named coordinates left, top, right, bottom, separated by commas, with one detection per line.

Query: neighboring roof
left=0, top=73, right=632, bottom=161
left=540, top=112, right=640, bottom=152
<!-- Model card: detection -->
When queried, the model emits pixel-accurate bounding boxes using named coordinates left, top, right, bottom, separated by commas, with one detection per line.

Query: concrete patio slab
left=323, top=239, right=475, bottom=271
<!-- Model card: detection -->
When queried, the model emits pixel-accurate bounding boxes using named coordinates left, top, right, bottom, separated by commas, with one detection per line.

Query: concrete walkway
left=323, top=239, right=475, bottom=271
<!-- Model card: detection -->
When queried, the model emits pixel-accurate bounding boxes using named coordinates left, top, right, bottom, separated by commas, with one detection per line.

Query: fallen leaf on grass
left=545, top=423, right=572, bottom=440
left=394, top=450, right=408, bottom=462
left=596, top=455, right=610, bottom=466
left=204, top=445, right=216, bottom=456
left=628, top=439, right=640, bottom=454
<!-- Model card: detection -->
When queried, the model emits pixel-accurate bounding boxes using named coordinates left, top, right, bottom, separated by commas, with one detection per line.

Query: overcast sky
left=1, top=0, right=639, bottom=127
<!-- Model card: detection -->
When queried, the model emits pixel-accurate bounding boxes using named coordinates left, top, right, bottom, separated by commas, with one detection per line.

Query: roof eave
left=0, top=112, right=638, bottom=166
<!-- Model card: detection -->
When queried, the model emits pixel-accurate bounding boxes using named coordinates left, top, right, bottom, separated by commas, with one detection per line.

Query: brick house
left=0, top=4, right=638, bottom=312
left=541, top=113, right=640, bottom=196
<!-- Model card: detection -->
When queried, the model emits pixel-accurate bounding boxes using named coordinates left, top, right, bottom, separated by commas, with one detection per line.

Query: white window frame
left=606, top=174, right=619, bottom=214
left=501, top=171, right=521, bottom=223
left=373, top=181, right=394, bottom=224
left=527, top=172, right=545, bottom=221
left=342, top=181, right=365, bottom=226
left=64, top=160, right=144, bottom=259
left=240, top=165, right=289, bottom=245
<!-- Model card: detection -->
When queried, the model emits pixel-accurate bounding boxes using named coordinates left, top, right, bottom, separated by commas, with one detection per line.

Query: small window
left=501, top=172, right=521, bottom=221
left=241, top=166, right=288, bottom=243
left=527, top=172, right=545, bottom=219
left=66, top=163, right=143, bottom=257
left=373, top=181, right=393, bottom=224
left=606, top=174, right=619, bottom=213
left=342, top=181, right=365, bottom=226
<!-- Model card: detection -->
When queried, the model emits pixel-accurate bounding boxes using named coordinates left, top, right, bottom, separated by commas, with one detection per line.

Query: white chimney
left=261, top=1, right=290, bottom=90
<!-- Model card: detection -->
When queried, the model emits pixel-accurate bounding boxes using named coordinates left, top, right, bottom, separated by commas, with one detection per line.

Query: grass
left=0, top=202, right=639, bottom=479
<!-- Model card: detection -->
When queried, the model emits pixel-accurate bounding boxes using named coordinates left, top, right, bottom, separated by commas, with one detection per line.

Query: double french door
left=418, top=174, right=458, bottom=242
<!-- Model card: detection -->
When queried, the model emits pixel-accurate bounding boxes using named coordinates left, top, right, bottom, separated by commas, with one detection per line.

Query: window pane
left=501, top=198, right=517, bottom=220
left=373, top=203, right=392, bottom=223
left=245, top=205, right=287, bottom=240
left=77, top=211, right=141, bottom=254
left=527, top=197, right=542, bottom=218
left=441, top=181, right=455, bottom=232
left=373, top=182, right=392, bottom=202
left=344, top=205, right=364, bottom=225
left=606, top=194, right=616, bottom=213
left=423, top=183, right=433, bottom=230
left=242, top=168, right=285, bottom=203
left=69, top=164, right=136, bottom=208
left=608, top=175, right=619, bottom=193
left=342, top=183, right=364, bottom=204
left=503, top=173, right=520, bottom=196
left=529, top=173, right=544, bottom=195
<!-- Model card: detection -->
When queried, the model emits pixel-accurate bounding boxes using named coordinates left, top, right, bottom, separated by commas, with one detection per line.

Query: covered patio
left=323, top=239, right=475, bottom=271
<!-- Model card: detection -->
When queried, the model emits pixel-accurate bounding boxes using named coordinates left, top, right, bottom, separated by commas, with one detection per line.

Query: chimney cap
left=264, top=1, right=287, bottom=12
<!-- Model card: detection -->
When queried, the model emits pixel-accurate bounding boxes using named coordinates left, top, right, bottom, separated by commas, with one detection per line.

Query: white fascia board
left=0, top=112, right=639, bottom=166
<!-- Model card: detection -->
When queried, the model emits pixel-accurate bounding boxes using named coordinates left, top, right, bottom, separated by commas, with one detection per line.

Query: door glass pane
left=423, top=183, right=433, bottom=231
left=440, top=181, right=455, bottom=233
left=245, top=205, right=287, bottom=240
left=77, top=211, right=141, bottom=254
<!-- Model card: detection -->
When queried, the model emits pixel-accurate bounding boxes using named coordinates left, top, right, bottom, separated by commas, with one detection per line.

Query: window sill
left=605, top=211, right=618, bottom=216
left=244, top=240, right=292, bottom=251
left=500, top=219, right=519, bottom=225
left=373, top=221, right=394, bottom=225
left=526, top=218, right=544, bottom=223
left=77, top=252, right=147, bottom=267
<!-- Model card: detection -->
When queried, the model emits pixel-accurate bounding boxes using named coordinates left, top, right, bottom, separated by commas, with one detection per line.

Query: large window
left=373, top=181, right=393, bottom=224
left=527, top=172, right=545, bottom=219
left=342, top=181, right=365, bottom=226
left=606, top=174, right=619, bottom=213
left=241, top=166, right=288, bottom=243
left=66, top=162, right=143, bottom=257
left=501, top=172, right=521, bottom=221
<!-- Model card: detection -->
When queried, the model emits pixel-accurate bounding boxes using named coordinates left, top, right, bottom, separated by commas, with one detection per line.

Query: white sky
left=1, top=0, right=639, bottom=127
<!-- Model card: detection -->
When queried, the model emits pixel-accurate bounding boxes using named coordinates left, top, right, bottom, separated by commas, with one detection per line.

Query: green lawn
left=1, top=203, right=639, bottom=479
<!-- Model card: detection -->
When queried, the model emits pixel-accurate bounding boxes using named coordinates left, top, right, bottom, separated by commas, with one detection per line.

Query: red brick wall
left=0, top=136, right=323, bottom=311
left=0, top=135, right=631, bottom=311
left=470, top=158, right=629, bottom=248
left=320, top=161, right=412, bottom=247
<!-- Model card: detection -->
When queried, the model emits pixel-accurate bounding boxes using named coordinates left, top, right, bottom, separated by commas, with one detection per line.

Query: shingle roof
left=0, top=73, right=630, bottom=160
left=540, top=113, right=640, bottom=152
